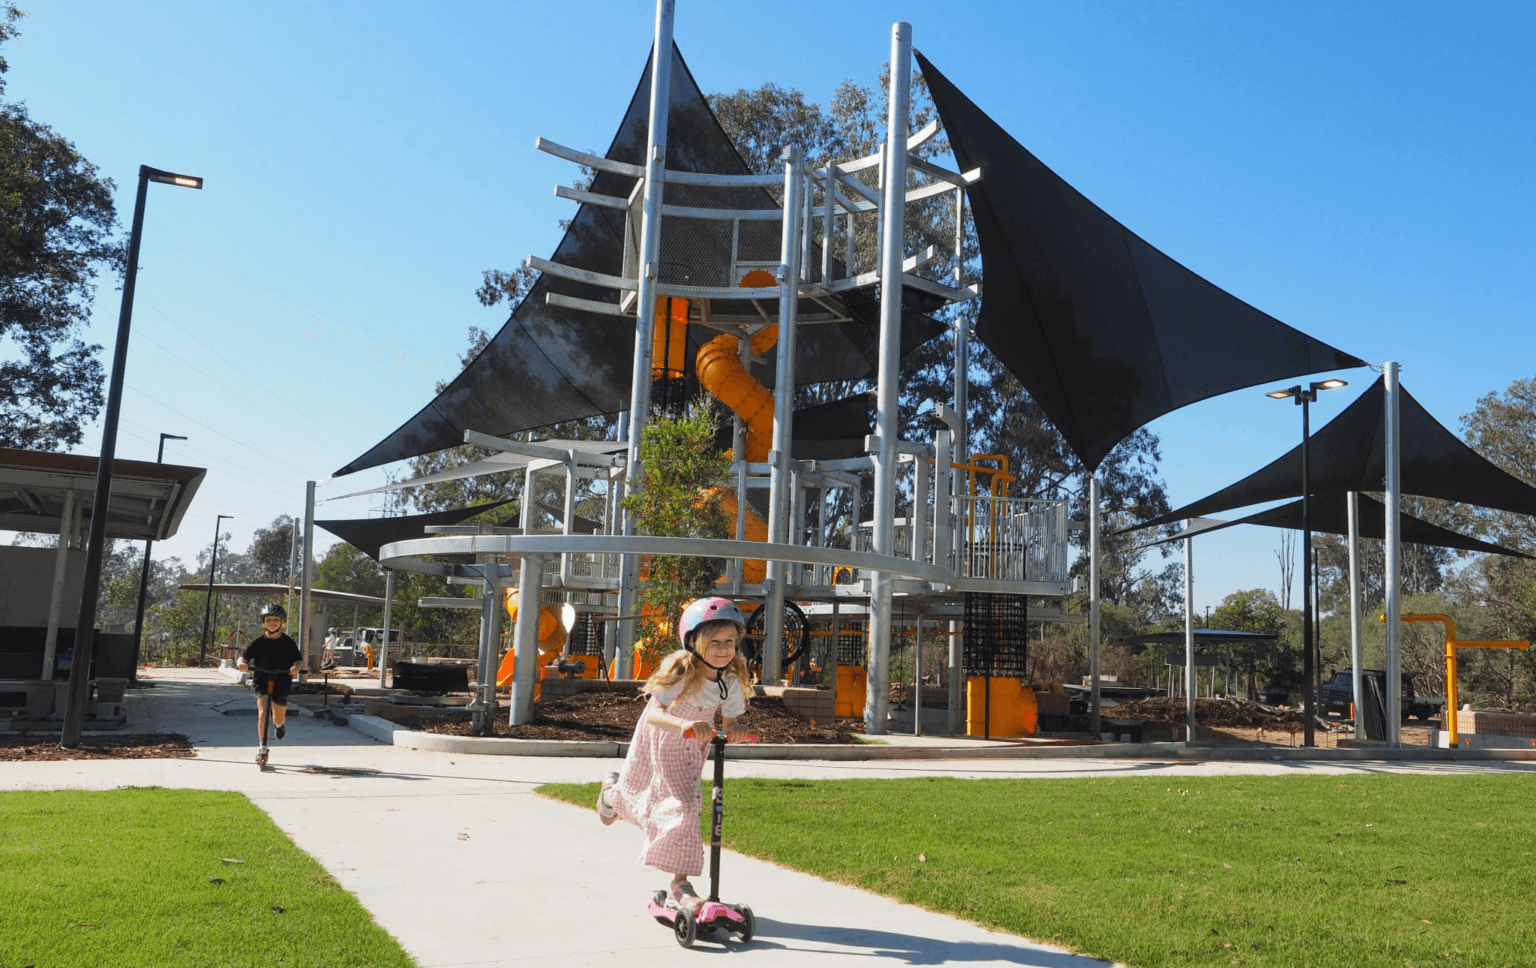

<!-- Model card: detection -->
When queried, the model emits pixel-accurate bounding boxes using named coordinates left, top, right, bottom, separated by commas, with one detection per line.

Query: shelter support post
left=378, top=568, right=394, bottom=688
left=1089, top=475, right=1101, bottom=736
left=299, top=481, right=316, bottom=679
left=1383, top=362, right=1402, bottom=747
left=864, top=20, right=912, bottom=735
left=43, top=490, right=78, bottom=683
left=1184, top=519, right=1195, bottom=745
left=509, top=553, right=547, bottom=726
left=1348, top=491, right=1364, bottom=735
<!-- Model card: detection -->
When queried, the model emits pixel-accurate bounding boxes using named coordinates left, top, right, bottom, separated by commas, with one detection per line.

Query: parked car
left=1320, top=669, right=1442, bottom=720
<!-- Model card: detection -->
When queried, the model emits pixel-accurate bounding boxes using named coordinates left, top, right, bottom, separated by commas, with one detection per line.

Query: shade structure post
left=471, top=560, right=503, bottom=736
left=863, top=20, right=912, bottom=735
left=377, top=568, right=394, bottom=688
left=1347, top=491, right=1364, bottom=734
left=615, top=0, right=676, bottom=682
left=1184, top=519, right=1195, bottom=745
left=1088, top=474, right=1101, bottom=736
left=298, top=481, right=316, bottom=679
left=509, top=553, right=547, bottom=726
left=762, top=144, right=805, bottom=686
left=1383, top=362, right=1402, bottom=747
left=1300, top=393, right=1315, bottom=748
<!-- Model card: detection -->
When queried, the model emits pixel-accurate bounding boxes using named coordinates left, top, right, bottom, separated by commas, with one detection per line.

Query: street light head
left=161, top=433, right=188, bottom=442
left=143, top=167, right=203, bottom=189
left=1265, top=385, right=1301, bottom=400
left=1312, top=379, right=1348, bottom=392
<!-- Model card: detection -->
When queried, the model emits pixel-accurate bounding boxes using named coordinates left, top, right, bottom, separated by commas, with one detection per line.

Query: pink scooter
left=648, top=730, right=758, bottom=948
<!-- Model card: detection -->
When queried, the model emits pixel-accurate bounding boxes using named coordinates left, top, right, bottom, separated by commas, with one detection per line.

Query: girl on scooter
left=596, top=597, right=753, bottom=909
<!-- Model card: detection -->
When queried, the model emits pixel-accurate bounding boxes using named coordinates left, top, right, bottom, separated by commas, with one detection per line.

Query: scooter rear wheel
left=735, top=904, right=755, bottom=943
left=673, top=906, right=696, bottom=948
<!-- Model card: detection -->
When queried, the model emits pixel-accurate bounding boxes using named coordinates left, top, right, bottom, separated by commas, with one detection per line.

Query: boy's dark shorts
left=250, top=671, right=293, bottom=706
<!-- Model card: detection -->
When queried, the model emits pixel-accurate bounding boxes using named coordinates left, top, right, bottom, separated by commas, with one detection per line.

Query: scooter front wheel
left=673, top=906, right=696, bottom=948
left=734, top=904, right=755, bottom=943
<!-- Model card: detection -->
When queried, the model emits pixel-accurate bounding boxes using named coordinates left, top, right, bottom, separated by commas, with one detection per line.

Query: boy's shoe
left=276, top=724, right=286, bottom=740
left=596, top=772, right=619, bottom=825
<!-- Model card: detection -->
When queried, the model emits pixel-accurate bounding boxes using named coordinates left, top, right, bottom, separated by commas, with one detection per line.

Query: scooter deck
left=648, top=896, right=746, bottom=928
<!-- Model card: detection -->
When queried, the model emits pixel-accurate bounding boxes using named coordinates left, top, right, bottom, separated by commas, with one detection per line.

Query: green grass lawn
left=541, top=772, right=1536, bottom=968
left=0, top=788, right=415, bottom=968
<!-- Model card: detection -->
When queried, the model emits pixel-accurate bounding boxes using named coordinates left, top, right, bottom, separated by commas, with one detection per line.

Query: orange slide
left=691, top=270, right=782, bottom=584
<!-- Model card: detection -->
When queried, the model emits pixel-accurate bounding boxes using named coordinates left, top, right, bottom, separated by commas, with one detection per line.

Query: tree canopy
left=0, top=6, right=122, bottom=450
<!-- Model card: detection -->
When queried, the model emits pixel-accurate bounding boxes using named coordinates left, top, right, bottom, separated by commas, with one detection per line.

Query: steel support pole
left=1089, top=475, right=1101, bottom=736
left=762, top=145, right=804, bottom=686
left=471, top=562, right=503, bottom=736
left=1383, top=362, right=1403, bottom=747
left=913, top=614, right=923, bottom=735
left=509, top=553, right=547, bottom=726
left=377, top=568, right=394, bottom=689
left=1184, top=520, right=1196, bottom=745
left=863, top=20, right=912, bottom=735
left=615, top=0, right=676, bottom=680
left=298, top=480, right=316, bottom=680
left=1348, top=491, right=1364, bottom=734
left=1300, top=394, right=1315, bottom=747
left=43, top=491, right=77, bottom=683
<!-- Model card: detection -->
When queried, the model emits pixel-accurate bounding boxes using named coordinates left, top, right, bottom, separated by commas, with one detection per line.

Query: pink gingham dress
left=609, top=671, right=746, bottom=875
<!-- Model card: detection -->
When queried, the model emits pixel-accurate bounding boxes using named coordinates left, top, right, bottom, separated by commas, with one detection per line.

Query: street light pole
left=198, top=514, right=233, bottom=669
left=131, top=432, right=187, bottom=679
left=1267, top=378, right=1347, bottom=748
left=60, top=165, right=202, bottom=749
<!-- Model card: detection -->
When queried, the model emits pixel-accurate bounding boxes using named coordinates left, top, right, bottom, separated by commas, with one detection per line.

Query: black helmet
left=259, top=603, right=288, bottom=620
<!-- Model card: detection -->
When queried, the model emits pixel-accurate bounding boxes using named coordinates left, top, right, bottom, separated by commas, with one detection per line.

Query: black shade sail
left=1136, top=492, right=1530, bottom=559
left=1132, top=377, right=1536, bottom=531
left=915, top=52, right=1367, bottom=473
left=336, top=45, right=944, bottom=478
left=315, top=499, right=517, bottom=561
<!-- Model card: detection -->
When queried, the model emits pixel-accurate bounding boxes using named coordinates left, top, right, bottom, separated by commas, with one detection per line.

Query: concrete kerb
left=340, top=714, right=1536, bottom=763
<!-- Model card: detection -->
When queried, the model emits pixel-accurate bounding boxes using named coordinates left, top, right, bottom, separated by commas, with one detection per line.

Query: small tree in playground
left=624, top=402, right=733, bottom=662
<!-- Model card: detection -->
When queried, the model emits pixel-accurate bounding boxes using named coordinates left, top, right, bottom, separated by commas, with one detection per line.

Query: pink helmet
left=677, top=597, right=747, bottom=648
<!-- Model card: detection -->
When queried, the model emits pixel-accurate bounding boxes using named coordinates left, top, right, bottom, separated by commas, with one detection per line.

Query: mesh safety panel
left=963, top=592, right=1029, bottom=678
left=812, top=616, right=867, bottom=667
left=916, top=51, right=1366, bottom=473
left=567, top=611, right=606, bottom=657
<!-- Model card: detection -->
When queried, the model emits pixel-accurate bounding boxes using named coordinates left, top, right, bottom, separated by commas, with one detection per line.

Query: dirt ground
left=386, top=690, right=860, bottom=745
left=0, top=733, right=197, bottom=762
left=1106, top=696, right=1435, bottom=747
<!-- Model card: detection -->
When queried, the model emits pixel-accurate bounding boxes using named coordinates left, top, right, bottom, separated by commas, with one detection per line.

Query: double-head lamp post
left=60, top=166, right=201, bottom=749
left=199, top=513, right=234, bottom=669
left=1266, top=378, right=1347, bottom=748
left=131, top=432, right=187, bottom=678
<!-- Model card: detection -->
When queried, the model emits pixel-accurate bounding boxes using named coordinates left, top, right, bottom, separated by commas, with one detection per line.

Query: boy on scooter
left=237, top=603, right=303, bottom=748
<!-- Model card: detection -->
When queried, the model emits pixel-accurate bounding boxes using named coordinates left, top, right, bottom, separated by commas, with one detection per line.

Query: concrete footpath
left=6, top=670, right=1535, bottom=968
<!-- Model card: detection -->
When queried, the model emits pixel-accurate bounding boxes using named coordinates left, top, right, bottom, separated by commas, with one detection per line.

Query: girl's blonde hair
left=642, top=618, right=751, bottom=704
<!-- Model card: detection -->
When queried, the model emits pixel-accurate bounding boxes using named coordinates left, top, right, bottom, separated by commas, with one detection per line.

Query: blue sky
left=6, top=1, right=1533, bottom=613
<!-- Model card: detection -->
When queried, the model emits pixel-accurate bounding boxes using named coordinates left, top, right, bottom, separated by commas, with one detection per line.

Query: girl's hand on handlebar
left=680, top=720, right=714, bottom=741
left=724, top=727, right=757, bottom=744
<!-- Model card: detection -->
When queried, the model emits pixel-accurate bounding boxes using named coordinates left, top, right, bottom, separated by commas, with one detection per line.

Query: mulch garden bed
left=0, top=733, right=197, bottom=762
left=388, top=690, right=859, bottom=745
